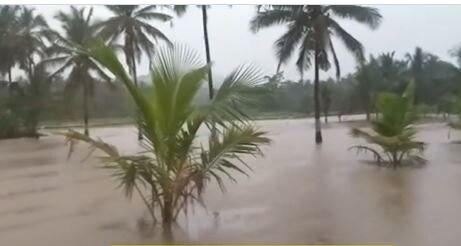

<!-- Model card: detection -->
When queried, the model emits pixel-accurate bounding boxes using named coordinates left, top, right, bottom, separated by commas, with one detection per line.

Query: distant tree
left=0, top=6, right=50, bottom=137
left=45, top=6, right=112, bottom=136
left=14, top=7, right=50, bottom=79
left=97, top=5, right=172, bottom=140
left=449, top=44, right=461, bottom=69
left=378, top=51, right=408, bottom=92
left=250, top=5, right=382, bottom=144
left=0, top=5, right=19, bottom=87
left=355, top=56, right=381, bottom=120
left=406, top=47, right=430, bottom=104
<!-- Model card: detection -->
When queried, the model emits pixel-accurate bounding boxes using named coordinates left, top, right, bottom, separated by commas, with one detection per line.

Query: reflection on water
left=0, top=119, right=460, bottom=246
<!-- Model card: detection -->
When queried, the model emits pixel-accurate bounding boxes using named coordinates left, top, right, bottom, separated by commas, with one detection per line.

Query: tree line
left=248, top=46, right=461, bottom=122
left=0, top=5, right=207, bottom=138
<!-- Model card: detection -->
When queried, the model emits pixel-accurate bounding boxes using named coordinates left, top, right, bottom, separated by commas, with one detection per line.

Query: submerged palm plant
left=62, top=42, right=270, bottom=239
left=349, top=81, right=426, bottom=167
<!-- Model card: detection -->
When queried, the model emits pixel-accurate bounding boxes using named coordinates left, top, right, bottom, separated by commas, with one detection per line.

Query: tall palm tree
left=14, top=7, right=50, bottom=80
left=96, top=5, right=172, bottom=140
left=44, top=6, right=111, bottom=136
left=0, top=5, right=20, bottom=87
left=15, top=7, right=50, bottom=135
left=355, top=55, right=381, bottom=121
left=406, top=47, right=428, bottom=104
left=379, top=51, right=408, bottom=92
left=250, top=5, right=382, bottom=143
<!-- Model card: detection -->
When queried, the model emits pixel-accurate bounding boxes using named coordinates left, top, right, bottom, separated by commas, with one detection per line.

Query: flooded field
left=1, top=118, right=461, bottom=246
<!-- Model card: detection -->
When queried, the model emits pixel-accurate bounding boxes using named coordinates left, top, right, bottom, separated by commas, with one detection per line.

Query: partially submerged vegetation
left=349, top=81, right=426, bottom=167
left=62, top=43, right=270, bottom=239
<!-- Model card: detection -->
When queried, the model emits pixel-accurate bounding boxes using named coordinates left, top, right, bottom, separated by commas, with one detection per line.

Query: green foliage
left=350, top=81, right=426, bottom=167
left=0, top=6, right=50, bottom=137
left=246, top=72, right=313, bottom=115
left=62, top=43, right=270, bottom=236
left=0, top=109, right=21, bottom=138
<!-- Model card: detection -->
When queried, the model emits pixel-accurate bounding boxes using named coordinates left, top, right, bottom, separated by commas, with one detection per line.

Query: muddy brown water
left=1, top=117, right=461, bottom=246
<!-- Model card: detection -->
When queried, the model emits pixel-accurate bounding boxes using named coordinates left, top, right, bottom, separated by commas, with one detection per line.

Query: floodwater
left=1, top=117, right=461, bottom=246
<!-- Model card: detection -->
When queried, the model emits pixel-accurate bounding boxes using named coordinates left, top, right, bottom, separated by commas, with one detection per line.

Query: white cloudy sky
left=30, top=4, right=461, bottom=81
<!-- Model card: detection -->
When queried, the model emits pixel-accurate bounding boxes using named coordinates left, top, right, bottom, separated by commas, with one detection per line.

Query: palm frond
left=329, top=18, right=365, bottom=62
left=328, top=36, right=341, bottom=80
left=274, top=22, right=306, bottom=69
left=250, top=9, right=296, bottom=32
left=135, top=11, right=172, bottom=21
left=349, top=145, right=383, bottom=163
left=199, top=124, right=270, bottom=192
left=171, top=5, right=187, bottom=17
left=83, top=41, right=157, bottom=141
left=327, top=5, right=382, bottom=29
left=208, top=64, right=263, bottom=124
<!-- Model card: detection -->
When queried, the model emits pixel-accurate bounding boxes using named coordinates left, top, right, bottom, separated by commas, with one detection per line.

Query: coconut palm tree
left=0, top=5, right=20, bottom=87
left=0, top=6, right=50, bottom=137
left=96, top=5, right=172, bottom=140
left=355, top=55, right=382, bottom=121
left=405, top=47, right=429, bottom=104
left=14, top=7, right=50, bottom=79
left=14, top=7, right=50, bottom=135
left=62, top=42, right=270, bottom=240
left=379, top=51, right=408, bottom=92
left=250, top=5, right=382, bottom=144
left=44, top=6, right=111, bottom=136
left=349, top=81, right=426, bottom=168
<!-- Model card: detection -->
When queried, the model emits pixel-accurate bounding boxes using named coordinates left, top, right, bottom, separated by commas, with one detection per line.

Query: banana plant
left=61, top=42, right=270, bottom=240
left=349, top=81, right=426, bottom=167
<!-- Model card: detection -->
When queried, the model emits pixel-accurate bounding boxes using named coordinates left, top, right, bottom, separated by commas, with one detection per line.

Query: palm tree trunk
left=125, top=40, right=143, bottom=141
left=83, top=79, right=89, bottom=136
left=201, top=5, right=213, bottom=100
left=29, top=71, right=39, bottom=136
left=314, top=48, right=322, bottom=144
left=131, top=54, right=143, bottom=141
left=8, top=68, right=12, bottom=98
left=162, top=198, right=174, bottom=242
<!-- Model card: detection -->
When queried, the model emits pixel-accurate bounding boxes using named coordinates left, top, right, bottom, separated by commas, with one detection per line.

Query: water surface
left=1, top=118, right=460, bottom=246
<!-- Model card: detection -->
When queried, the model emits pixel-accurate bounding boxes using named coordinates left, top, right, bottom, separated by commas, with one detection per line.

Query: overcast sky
left=30, top=4, right=461, bottom=82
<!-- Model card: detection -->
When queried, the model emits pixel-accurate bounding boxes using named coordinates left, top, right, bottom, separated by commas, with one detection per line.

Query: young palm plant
left=62, top=42, right=271, bottom=240
left=349, top=81, right=426, bottom=167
